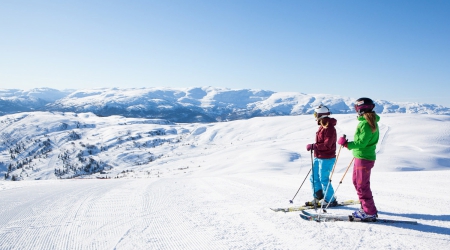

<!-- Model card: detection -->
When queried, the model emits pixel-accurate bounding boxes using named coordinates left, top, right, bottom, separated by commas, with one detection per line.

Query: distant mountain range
left=1, top=87, right=449, bottom=122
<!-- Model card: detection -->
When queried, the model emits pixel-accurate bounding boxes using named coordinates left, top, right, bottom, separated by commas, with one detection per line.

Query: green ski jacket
left=346, top=114, right=380, bottom=160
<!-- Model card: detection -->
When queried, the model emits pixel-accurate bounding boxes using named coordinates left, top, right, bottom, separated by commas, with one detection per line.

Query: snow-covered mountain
left=0, top=88, right=73, bottom=114
left=1, top=87, right=449, bottom=122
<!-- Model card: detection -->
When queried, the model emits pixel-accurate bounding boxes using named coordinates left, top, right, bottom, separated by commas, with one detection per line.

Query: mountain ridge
left=1, top=87, right=449, bottom=122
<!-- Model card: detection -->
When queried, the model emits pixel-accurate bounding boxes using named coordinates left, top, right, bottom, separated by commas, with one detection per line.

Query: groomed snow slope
left=1, top=172, right=449, bottom=249
left=1, top=113, right=450, bottom=249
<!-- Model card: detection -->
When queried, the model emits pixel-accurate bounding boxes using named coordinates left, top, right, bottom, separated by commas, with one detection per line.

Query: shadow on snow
left=328, top=206, right=450, bottom=236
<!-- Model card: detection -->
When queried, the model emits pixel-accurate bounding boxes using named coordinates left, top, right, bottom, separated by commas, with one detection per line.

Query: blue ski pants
left=310, top=157, right=336, bottom=202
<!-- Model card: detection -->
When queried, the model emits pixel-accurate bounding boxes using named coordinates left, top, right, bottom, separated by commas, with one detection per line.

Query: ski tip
left=300, top=214, right=321, bottom=222
left=299, top=214, right=311, bottom=221
left=270, top=208, right=288, bottom=213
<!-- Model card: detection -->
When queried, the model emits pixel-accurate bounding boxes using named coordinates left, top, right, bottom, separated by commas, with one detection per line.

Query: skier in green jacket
left=338, top=97, right=379, bottom=221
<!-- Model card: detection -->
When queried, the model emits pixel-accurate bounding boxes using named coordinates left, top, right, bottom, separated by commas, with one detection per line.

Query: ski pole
left=329, top=134, right=345, bottom=181
left=338, top=157, right=354, bottom=184
left=289, top=168, right=311, bottom=204
left=321, top=134, right=345, bottom=211
left=322, top=157, right=354, bottom=212
left=310, top=146, right=317, bottom=210
left=289, top=145, right=314, bottom=204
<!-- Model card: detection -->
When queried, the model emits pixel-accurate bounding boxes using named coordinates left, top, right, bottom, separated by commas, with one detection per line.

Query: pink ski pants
left=352, top=158, right=378, bottom=215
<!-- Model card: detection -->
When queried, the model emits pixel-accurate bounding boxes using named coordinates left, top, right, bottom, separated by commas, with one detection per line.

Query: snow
left=1, top=112, right=450, bottom=249
left=0, top=88, right=72, bottom=102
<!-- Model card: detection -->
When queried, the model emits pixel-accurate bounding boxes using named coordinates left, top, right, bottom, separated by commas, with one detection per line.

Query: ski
left=300, top=213, right=349, bottom=222
left=300, top=211, right=418, bottom=224
left=270, top=199, right=360, bottom=213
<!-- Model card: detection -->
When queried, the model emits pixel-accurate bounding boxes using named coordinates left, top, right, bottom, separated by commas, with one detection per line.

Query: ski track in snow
left=1, top=171, right=450, bottom=249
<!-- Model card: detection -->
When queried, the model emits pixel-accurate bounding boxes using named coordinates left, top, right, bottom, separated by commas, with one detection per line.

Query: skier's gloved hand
left=306, top=144, right=315, bottom=151
left=337, top=137, right=348, bottom=147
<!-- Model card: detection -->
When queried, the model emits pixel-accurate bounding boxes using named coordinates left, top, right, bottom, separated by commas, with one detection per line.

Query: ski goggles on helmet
left=354, top=104, right=374, bottom=112
left=314, top=111, right=331, bottom=119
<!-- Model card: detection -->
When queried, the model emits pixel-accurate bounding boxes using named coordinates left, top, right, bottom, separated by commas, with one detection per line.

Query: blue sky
left=1, top=1, right=449, bottom=106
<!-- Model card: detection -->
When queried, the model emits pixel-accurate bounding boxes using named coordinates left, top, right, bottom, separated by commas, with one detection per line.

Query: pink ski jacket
left=314, top=117, right=337, bottom=159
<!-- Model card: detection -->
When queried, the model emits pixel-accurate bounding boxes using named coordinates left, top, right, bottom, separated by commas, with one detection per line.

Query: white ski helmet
left=314, top=105, right=331, bottom=120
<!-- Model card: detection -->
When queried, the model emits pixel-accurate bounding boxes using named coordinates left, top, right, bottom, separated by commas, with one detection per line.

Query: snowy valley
left=2, top=112, right=449, bottom=181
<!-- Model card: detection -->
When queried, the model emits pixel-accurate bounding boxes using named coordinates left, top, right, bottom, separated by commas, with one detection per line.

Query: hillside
left=1, top=112, right=449, bottom=181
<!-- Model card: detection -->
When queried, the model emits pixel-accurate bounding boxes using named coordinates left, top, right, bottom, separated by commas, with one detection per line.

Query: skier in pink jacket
left=306, top=105, right=338, bottom=207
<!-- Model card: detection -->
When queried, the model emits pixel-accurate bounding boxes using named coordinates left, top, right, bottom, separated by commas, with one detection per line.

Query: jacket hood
left=321, top=117, right=337, bottom=127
